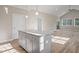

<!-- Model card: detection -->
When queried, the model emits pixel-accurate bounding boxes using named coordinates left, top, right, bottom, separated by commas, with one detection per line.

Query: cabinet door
left=26, top=34, right=33, bottom=53
left=42, top=35, right=52, bottom=53
left=32, top=36, right=40, bottom=53
left=19, top=32, right=26, bottom=49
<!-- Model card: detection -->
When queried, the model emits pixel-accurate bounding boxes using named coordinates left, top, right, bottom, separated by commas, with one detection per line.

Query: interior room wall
left=0, top=6, right=11, bottom=42
left=0, top=5, right=58, bottom=42
left=40, top=13, right=58, bottom=33
left=60, top=10, right=79, bottom=19
left=0, top=5, right=28, bottom=42
left=60, top=10, right=79, bottom=29
left=26, top=11, right=58, bottom=33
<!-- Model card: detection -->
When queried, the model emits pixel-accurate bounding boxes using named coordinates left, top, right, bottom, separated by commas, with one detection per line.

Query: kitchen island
left=18, top=31, right=52, bottom=53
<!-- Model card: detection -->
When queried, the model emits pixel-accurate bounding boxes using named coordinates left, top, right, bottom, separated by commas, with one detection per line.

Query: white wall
left=0, top=5, right=58, bottom=42
left=0, top=6, right=11, bottom=42
left=26, top=11, right=58, bottom=33
left=12, top=14, right=26, bottom=39
left=60, top=10, right=79, bottom=19
left=60, top=10, right=79, bottom=29
left=0, top=5, right=28, bottom=42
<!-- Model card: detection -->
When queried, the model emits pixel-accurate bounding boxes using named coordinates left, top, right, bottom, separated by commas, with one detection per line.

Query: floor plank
left=10, top=39, right=27, bottom=53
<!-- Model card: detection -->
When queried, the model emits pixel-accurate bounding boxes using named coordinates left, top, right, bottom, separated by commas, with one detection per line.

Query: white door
left=12, top=14, right=26, bottom=39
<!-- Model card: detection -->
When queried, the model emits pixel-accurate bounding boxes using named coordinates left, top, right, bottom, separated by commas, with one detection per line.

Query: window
left=61, top=18, right=79, bottom=27
left=63, top=19, right=66, bottom=25
left=67, top=19, right=72, bottom=25
left=62, top=19, right=72, bottom=26
left=75, top=18, right=79, bottom=25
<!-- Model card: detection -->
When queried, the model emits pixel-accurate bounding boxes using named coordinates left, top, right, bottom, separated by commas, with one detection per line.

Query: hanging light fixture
left=35, top=11, right=39, bottom=15
left=35, top=6, right=39, bottom=16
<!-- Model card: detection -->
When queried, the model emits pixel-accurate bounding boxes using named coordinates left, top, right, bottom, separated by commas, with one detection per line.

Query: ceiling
left=11, top=5, right=79, bottom=17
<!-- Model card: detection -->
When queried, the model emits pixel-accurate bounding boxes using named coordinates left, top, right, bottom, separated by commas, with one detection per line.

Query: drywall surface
left=0, top=5, right=58, bottom=42
left=27, top=11, right=58, bottom=33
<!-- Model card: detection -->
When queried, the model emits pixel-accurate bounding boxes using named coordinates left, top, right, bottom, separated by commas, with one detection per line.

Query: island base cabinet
left=19, top=31, right=52, bottom=53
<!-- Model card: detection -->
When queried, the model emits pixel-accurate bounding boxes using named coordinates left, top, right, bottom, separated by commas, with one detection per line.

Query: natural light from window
left=52, top=36, right=70, bottom=44
left=40, top=36, right=44, bottom=51
left=0, top=43, right=19, bottom=53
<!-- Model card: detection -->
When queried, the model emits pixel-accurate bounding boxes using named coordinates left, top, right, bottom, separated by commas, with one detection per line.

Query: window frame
left=62, top=18, right=73, bottom=26
left=75, top=18, right=79, bottom=26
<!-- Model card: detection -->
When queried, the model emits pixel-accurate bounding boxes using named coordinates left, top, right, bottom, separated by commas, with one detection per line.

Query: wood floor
left=1, top=27, right=79, bottom=53
left=10, top=39, right=27, bottom=53
left=0, top=39, right=27, bottom=53
left=8, top=28, right=79, bottom=53
left=52, top=27, right=79, bottom=53
left=11, top=33, right=79, bottom=53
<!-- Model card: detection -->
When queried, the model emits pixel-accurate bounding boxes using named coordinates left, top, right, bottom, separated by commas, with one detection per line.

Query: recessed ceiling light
left=35, top=11, right=39, bottom=15
left=25, top=16, right=28, bottom=18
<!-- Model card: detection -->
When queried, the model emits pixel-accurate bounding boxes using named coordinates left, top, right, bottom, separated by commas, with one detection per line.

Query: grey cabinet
left=19, top=31, right=52, bottom=53
left=19, top=31, right=26, bottom=49
left=19, top=31, right=40, bottom=53
left=32, top=36, right=40, bottom=53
